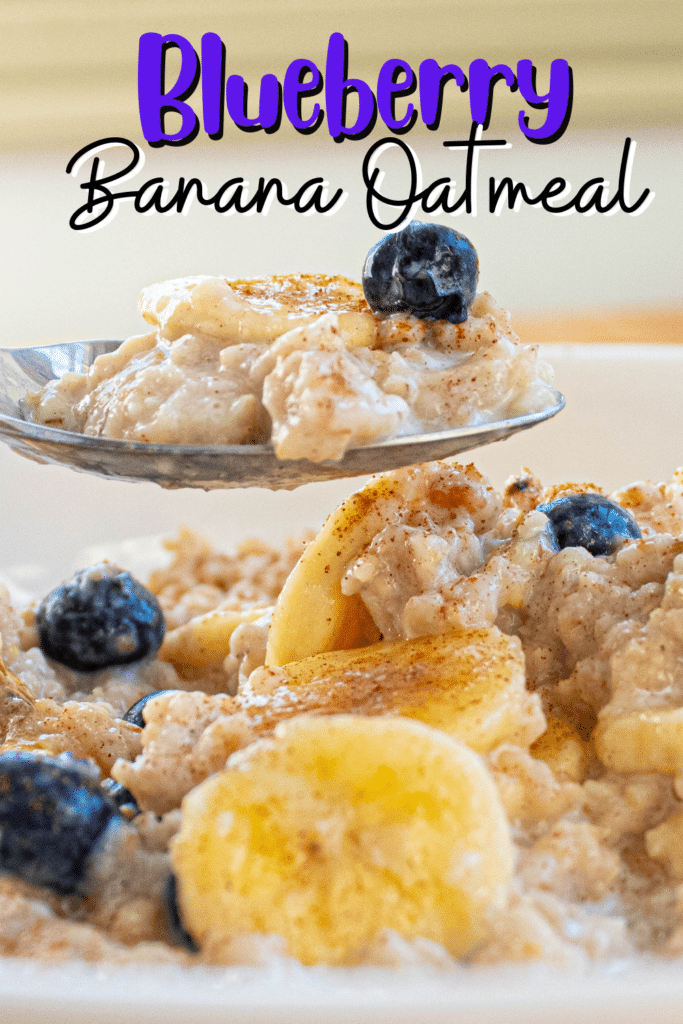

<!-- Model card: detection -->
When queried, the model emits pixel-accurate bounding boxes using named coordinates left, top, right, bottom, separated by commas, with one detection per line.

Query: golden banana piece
left=0, top=637, right=35, bottom=710
left=594, top=708, right=683, bottom=774
left=158, top=605, right=272, bottom=670
left=530, top=714, right=588, bottom=783
left=254, top=626, right=543, bottom=754
left=140, top=274, right=377, bottom=346
left=265, top=474, right=399, bottom=665
left=172, top=714, right=514, bottom=965
left=266, top=461, right=496, bottom=667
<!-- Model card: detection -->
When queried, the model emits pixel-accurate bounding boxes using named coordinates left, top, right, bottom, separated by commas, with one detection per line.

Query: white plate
left=1, top=343, right=682, bottom=1023
left=3, top=956, right=683, bottom=1024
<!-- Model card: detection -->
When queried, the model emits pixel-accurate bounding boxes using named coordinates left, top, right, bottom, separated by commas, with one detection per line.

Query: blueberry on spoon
left=362, top=222, right=479, bottom=324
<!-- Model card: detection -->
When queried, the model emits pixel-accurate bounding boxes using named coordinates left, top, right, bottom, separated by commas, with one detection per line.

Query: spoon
left=0, top=341, right=564, bottom=490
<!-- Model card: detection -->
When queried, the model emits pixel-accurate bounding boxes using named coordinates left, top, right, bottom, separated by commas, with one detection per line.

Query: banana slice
left=158, top=605, right=272, bottom=670
left=0, top=636, right=35, bottom=710
left=530, top=714, right=588, bottom=782
left=594, top=708, right=683, bottom=774
left=254, top=626, right=543, bottom=754
left=172, top=714, right=513, bottom=965
left=140, top=274, right=377, bottom=346
left=266, top=462, right=496, bottom=667
left=265, top=473, right=398, bottom=666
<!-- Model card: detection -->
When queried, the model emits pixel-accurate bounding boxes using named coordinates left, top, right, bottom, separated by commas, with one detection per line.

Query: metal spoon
left=0, top=341, right=564, bottom=490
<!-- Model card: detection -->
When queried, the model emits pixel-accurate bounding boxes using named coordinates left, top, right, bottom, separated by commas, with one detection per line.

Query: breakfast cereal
left=24, top=255, right=556, bottom=462
left=2, top=458, right=683, bottom=971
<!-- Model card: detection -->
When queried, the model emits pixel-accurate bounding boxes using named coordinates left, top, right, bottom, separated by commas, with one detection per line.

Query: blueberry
left=101, top=777, right=138, bottom=817
left=0, top=752, right=122, bottom=895
left=123, top=690, right=177, bottom=729
left=362, top=222, right=478, bottom=324
left=538, top=493, right=641, bottom=556
left=36, top=565, right=165, bottom=672
left=164, top=874, right=199, bottom=952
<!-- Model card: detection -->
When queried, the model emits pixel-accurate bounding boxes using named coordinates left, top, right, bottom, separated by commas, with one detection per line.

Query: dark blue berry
left=164, top=874, right=199, bottom=952
left=36, top=565, right=165, bottom=672
left=123, top=690, right=177, bottom=729
left=101, top=778, right=139, bottom=817
left=362, top=222, right=479, bottom=324
left=538, top=493, right=641, bottom=556
left=0, top=752, right=122, bottom=895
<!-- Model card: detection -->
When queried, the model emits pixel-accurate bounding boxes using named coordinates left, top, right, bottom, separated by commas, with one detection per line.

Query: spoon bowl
left=0, top=341, right=565, bottom=490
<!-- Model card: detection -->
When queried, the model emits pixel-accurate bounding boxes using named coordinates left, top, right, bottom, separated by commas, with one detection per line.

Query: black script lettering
left=442, top=123, right=509, bottom=215
left=67, top=138, right=346, bottom=230
left=489, top=137, right=653, bottom=216
left=363, top=126, right=508, bottom=229
left=67, top=138, right=142, bottom=230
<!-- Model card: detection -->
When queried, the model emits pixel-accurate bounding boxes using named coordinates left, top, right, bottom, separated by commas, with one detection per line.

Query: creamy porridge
left=24, top=224, right=556, bottom=462
left=3, top=459, right=683, bottom=970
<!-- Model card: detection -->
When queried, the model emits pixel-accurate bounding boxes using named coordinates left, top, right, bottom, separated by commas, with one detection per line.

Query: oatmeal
left=3, top=459, right=683, bottom=970
left=24, top=225, right=556, bottom=462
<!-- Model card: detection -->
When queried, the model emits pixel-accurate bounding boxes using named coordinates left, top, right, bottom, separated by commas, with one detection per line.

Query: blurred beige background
left=3, top=0, right=682, bottom=148
left=1, top=0, right=681, bottom=343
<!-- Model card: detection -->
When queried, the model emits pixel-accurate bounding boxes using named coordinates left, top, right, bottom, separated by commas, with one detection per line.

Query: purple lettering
left=226, top=74, right=282, bottom=132
left=283, top=59, right=324, bottom=133
left=517, top=59, right=573, bottom=144
left=137, top=33, right=200, bottom=145
left=201, top=34, right=226, bottom=139
left=325, top=32, right=377, bottom=141
left=418, top=59, right=467, bottom=131
left=135, top=32, right=578, bottom=148
left=468, top=59, right=517, bottom=129
left=376, top=59, right=417, bottom=132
